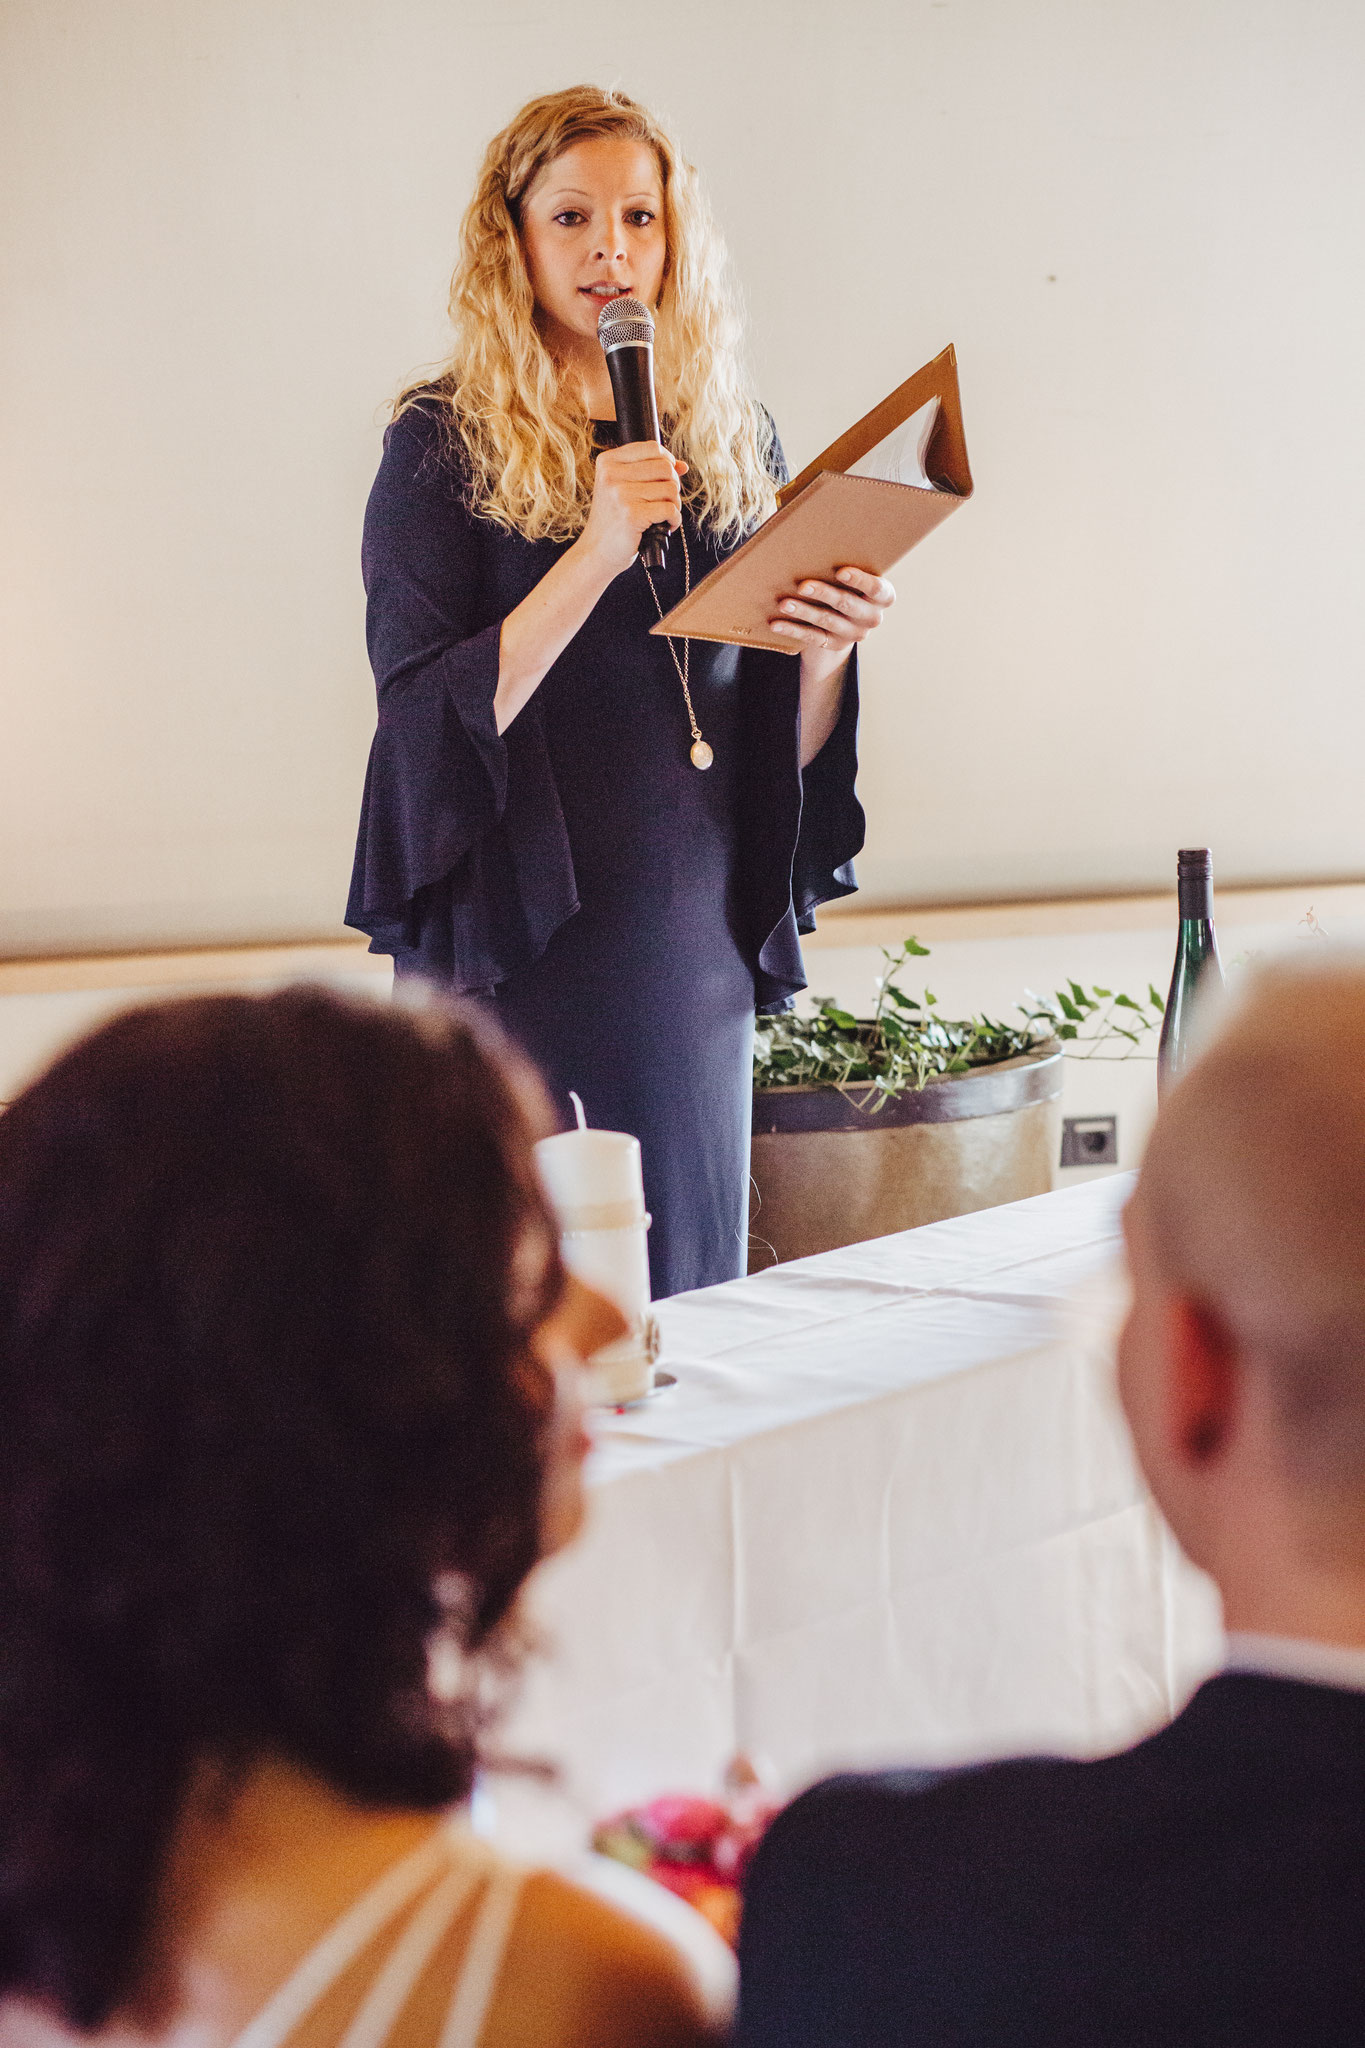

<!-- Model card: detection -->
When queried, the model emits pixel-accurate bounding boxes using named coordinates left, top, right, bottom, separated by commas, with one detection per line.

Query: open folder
left=650, top=344, right=973, bottom=652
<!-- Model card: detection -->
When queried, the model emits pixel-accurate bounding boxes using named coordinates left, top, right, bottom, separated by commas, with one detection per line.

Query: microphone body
left=597, top=297, right=670, bottom=570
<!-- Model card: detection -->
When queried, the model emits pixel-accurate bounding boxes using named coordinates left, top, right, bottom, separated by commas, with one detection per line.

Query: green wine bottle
left=1157, top=847, right=1225, bottom=1096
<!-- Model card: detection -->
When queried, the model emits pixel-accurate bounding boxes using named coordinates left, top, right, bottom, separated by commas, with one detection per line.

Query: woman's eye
left=627, top=210, right=656, bottom=227
left=553, top=211, right=585, bottom=227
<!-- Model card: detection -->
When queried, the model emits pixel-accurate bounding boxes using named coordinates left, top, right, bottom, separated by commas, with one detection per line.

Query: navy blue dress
left=346, top=402, right=863, bottom=1295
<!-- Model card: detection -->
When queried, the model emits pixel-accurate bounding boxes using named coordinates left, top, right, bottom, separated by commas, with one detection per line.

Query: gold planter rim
left=752, top=1041, right=1063, bottom=1135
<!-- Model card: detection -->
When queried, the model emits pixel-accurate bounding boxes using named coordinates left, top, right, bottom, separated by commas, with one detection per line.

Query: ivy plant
left=753, top=938, right=1165, bottom=1110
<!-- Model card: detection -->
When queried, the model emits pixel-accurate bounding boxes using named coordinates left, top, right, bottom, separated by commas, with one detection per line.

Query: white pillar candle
left=535, top=1098, right=653, bottom=1404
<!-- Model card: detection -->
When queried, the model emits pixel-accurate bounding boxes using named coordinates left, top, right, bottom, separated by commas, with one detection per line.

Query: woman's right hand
left=495, top=442, right=686, bottom=731
left=579, top=441, right=687, bottom=578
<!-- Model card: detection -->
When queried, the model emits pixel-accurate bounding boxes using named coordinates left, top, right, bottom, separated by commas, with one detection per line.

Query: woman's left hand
left=769, top=565, right=896, bottom=656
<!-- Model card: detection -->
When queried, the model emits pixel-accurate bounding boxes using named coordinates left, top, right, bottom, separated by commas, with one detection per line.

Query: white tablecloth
left=498, top=1177, right=1222, bottom=1846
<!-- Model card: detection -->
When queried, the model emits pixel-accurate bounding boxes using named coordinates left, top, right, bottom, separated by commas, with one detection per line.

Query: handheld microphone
left=596, top=294, right=670, bottom=570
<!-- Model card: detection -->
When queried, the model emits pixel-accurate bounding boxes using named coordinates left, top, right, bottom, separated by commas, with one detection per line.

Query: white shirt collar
left=1224, top=1631, right=1365, bottom=1695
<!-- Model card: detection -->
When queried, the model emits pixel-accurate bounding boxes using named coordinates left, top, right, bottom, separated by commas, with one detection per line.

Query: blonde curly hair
left=397, top=85, right=777, bottom=545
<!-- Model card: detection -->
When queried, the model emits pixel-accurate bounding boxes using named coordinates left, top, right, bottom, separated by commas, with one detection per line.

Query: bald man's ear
left=1164, top=1295, right=1240, bottom=1467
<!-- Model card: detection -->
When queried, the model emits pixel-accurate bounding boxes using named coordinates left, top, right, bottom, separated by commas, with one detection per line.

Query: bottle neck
left=1177, top=870, right=1213, bottom=920
left=1175, top=921, right=1219, bottom=974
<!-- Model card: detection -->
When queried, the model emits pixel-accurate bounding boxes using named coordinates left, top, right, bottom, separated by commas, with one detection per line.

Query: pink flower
left=635, top=1795, right=730, bottom=1856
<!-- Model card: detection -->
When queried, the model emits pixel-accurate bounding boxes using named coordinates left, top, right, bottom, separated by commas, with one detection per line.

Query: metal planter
left=749, top=1045, right=1064, bottom=1268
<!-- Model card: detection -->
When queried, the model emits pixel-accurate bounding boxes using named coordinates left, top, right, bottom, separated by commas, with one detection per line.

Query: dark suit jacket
left=736, top=1675, right=1365, bottom=2047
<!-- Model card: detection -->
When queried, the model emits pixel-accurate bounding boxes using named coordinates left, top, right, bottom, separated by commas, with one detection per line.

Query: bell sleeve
left=792, top=648, right=863, bottom=929
left=345, top=405, right=576, bottom=987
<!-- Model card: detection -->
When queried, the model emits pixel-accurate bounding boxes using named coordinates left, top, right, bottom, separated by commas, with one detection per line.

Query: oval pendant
left=690, top=739, right=714, bottom=771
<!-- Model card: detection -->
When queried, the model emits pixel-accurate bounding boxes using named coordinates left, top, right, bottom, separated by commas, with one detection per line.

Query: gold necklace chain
left=641, top=523, right=713, bottom=771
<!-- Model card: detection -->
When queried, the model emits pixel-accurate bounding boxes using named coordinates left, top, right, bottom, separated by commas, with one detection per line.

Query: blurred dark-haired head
left=0, top=986, right=564, bottom=2025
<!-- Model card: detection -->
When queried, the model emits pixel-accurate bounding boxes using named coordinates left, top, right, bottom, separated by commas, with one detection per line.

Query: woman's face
left=519, top=135, right=667, bottom=355
left=532, top=1273, right=627, bottom=1554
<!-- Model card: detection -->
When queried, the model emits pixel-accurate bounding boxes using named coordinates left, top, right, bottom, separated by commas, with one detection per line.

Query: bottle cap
left=1177, top=847, right=1213, bottom=874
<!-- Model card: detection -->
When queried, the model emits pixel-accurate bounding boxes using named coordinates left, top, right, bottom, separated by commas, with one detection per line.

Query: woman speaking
left=347, top=85, right=894, bottom=1296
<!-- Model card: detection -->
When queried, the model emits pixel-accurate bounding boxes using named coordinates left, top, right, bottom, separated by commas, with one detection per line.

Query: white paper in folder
left=845, top=395, right=942, bottom=489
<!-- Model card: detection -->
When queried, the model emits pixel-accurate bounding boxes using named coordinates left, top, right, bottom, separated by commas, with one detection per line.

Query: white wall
left=3, top=0, right=1365, bottom=954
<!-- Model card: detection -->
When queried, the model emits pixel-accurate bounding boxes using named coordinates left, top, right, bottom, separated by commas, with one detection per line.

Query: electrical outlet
left=1061, top=1115, right=1119, bottom=1168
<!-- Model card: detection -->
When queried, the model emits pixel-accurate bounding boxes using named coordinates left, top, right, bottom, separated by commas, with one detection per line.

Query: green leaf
left=754, top=933, right=1159, bottom=1100
left=1148, top=984, right=1166, bottom=1014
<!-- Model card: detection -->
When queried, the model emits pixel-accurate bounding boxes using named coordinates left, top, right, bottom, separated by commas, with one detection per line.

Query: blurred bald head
left=1135, top=958, right=1365, bottom=1503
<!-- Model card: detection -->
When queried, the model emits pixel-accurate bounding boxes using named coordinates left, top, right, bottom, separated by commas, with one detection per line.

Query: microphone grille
left=597, top=295, right=655, bottom=351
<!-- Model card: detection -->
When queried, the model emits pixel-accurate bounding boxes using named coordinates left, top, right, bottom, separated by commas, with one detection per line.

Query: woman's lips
left=581, top=284, right=629, bottom=300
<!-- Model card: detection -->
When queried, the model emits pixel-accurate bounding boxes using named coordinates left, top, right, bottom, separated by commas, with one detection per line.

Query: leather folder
left=650, top=344, right=972, bottom=652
